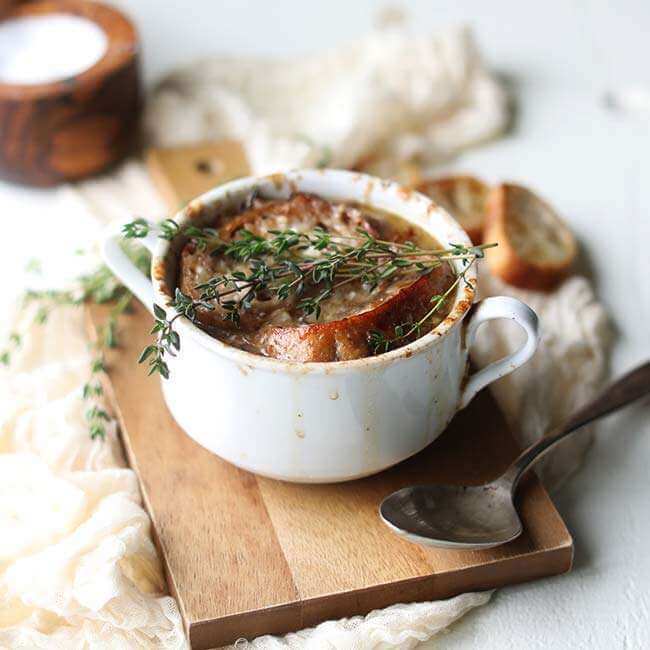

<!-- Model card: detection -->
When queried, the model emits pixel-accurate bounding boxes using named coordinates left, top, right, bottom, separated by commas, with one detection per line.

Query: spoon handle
left=505, top=360, right=650, bottom=490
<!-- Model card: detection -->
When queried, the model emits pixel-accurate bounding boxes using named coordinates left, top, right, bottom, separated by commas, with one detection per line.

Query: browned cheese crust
left=178, top=193, right=455, bottom=362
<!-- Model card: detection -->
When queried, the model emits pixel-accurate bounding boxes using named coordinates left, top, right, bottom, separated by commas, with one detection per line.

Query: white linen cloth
left=146, top=25, right=507, bottom=177
left=0, top=26, right=612, bottom=650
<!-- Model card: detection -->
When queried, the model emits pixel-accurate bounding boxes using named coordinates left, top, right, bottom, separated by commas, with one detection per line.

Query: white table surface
left=1, top=1, right=649, bottom=647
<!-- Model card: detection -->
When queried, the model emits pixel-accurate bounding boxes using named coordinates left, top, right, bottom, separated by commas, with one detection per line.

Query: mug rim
left=151, top=169, right=477, bottom=375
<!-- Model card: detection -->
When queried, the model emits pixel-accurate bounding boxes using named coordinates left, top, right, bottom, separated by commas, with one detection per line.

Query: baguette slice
left=416, top=176, right=489, bottom=244
left=256, top=267, right=454, bottom=362
left=484, top=183, right=577, bottom=291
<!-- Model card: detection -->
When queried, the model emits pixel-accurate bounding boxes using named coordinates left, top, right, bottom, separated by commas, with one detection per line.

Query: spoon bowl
left=380, top=482, right=522, bottom=549
left=380, top=361, right=650, bottom=550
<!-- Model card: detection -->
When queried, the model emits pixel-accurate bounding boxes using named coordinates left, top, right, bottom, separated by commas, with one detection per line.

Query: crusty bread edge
left=415, top=176, right=487, bottom=245
left=484, top=183, right=577, bottom=291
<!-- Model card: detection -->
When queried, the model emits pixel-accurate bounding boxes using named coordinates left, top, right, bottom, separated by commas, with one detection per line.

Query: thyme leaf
left=3, top=238, right=152, bottom=438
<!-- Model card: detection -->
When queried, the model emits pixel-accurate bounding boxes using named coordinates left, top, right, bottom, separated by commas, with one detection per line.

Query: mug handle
left=459, top=296, right=540, bottom=409
left=102, top=222, right=159, bottom=314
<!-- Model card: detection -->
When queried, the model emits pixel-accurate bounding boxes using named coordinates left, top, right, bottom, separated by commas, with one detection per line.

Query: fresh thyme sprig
left=0, top=332, right=21, bottom=366
left=83, top=356, right=106, bottom=399
left=121, top=218, right=150, bottom=239
left=3, top=285, right=115, bottom=439
left=133, top=223, right=494, bottom=376
left=137, top=291, right=216, bottom=378
left=138, top=303, right=180, bottom=379
left=367, top=247, right=478, bottom=355
left=122, top=217, right=185, bottom=242
left=2, top=240, right=151, bottom=439
left=122, top=218, right=220, bottom=253
left=20, top=253, right=148, bottom=323
left=85, top=404, right=111, bottom=440
left=83, top=356, right=110, bottom=440
left=192, top=229, right=493, bottom=324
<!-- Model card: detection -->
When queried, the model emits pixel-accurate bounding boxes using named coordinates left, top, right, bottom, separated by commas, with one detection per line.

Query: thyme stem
left=129, top=223, right=493, bottom=376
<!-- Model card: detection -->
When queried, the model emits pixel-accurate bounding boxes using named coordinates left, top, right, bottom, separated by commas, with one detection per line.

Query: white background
left=1, top=1, right=649, bottom=647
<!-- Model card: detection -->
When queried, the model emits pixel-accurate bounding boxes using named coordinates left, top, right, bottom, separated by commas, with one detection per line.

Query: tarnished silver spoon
left=380, top=361, right=650, bottom=549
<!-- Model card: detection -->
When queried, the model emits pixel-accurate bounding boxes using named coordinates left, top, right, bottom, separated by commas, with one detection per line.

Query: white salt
left=0, top=14, right=108, bottom=85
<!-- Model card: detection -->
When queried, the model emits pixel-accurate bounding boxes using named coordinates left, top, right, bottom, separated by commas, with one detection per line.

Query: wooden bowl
left=0, top=0, right=141, bottom=186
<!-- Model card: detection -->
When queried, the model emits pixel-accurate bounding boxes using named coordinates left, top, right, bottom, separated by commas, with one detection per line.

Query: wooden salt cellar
left=0, top=0, right=141, bottom=186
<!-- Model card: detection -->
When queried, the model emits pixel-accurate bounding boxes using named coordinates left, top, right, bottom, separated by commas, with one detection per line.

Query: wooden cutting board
left=87, top=143, right=573, bottom=649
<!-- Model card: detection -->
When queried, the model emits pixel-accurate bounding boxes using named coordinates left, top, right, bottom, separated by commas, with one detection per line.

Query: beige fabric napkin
left=0, top=25, right=612, bottom=650
left=146, top=25, right=507, bottom=178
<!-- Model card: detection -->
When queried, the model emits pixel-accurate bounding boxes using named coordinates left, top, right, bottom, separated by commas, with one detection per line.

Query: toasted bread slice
left=416, top=176, right=489, bottom=244
left=484, top=183, right=577, bottom=291
left=256, top=267, right=455, bottom=362
left=178, top=193, right=456, bottom=362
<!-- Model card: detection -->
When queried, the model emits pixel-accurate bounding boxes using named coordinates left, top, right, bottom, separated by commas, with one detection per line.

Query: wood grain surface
left=107, top=141, right=574, bottom=648
left=146, top=141, right=249, bottom=210
left=86, top=302, right=573, bottom=649
left=0, top=1, right=140, bottom=186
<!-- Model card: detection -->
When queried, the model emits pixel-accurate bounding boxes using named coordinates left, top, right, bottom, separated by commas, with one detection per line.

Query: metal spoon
left=380, top=361, right=650, bottom=549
